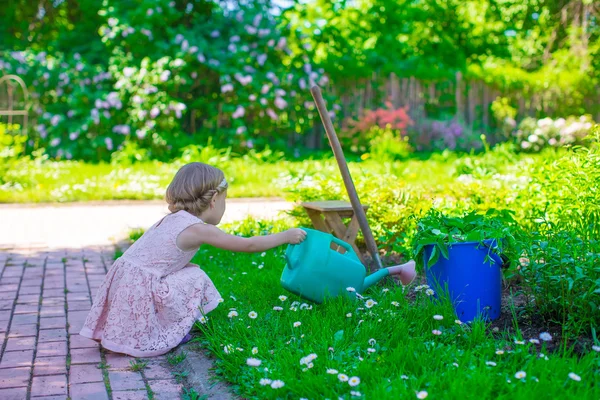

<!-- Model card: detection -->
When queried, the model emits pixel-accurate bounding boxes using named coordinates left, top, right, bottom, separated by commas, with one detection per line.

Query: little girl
left=80, top=162, right=307, bottom=357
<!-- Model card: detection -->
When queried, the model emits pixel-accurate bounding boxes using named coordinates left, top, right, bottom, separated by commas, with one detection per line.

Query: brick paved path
left=0, top=247, right=184, bottom=400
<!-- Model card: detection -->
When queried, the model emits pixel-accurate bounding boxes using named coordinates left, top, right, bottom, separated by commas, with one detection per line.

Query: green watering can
left=281, top=228, right=415, bottom=303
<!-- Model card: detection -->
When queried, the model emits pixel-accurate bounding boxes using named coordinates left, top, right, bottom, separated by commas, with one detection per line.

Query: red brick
left=108, top=371, right=145, bottom=391
left=0, top=366, right=30, bottom=388
left=8, top=324, right=37, bottom=338
left=70, top=348, right=101, bottom=365
left=0, top=349, right=33, bottom=369
left=67, top=301, right=91, bottom=311
left=0, top=310, right=11, bottom=321
left=19, top=286, right=41, bottom=295
left=0, top=319, right=9, bottom=333
left=67, top=293, right=90, bottom=302
left=42, top=298, right=64, bottom=307
left=4, top=336, right=35, bottom=352
left=36, top=341, right=68, bottom=357
left=0, top=277, right=21, bottom=285
left=0, top=387, right=27, bottom=399
left=69, top=382, right=109, bottom=400
left=70, top=364, right=104, bottom=384
left=31, top=374, right=67, bottom=397
left=148, top=379, right=182, bottom=399
left=21, top=277, right=43, bottom=287
left=105, top=353, right=134, bottom=370
left=42, top=289, right=64, bottom=298
left=21, top=318, right=46, bottom=332
left=44, top=280, right=65, bottom=290
left=0, top=292, right=17, bottom=301
left=16, top=294, right=40, bottom=304
left=40, top=316, right=66, bottom=330
left=0, top=300, right=13, bottom=310
left=38, top=328, right=67, bottom=343
left=143, top=362, right=172, bottom=380
left=70, top=334, right=99, bottom=349
left=112, top=390, right=149, bottom=400
left=33, top=355, right=67, bottom=376
left=14, top=304, right=38, bottom=314
left=40, top=306, right=65, bottom=318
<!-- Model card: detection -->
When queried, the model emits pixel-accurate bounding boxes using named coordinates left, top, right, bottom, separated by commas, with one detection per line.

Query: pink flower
left=266, top=109, right=278, bottom=120
left=274, top=97, right=287, bottom=110
left=221, top=84, right=234, bottom=93
left=257, top=54, right=267, bottom=66
left=232, top=106, right=245, bottom=119
left=160, top=70, right=171, bottom=82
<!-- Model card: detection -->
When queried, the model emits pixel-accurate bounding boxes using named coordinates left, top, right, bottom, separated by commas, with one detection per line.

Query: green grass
left=191, top=244, right=600, bottom=399
left=0, top=144, right=549, bottom=204
left=0, top=158, right=294, bottom=203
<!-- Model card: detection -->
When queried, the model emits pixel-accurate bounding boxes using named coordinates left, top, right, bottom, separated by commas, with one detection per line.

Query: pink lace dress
left=80, top=210, right=222, bottom=357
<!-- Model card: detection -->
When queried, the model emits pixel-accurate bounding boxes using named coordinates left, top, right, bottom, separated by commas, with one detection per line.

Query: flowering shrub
left=514, top=115, right=595, bottom=152
left=343, top=102, right=412, bottom=152
left=0, top=0, right=326, bottom=160
left=409, top=119, right=481, bottom=152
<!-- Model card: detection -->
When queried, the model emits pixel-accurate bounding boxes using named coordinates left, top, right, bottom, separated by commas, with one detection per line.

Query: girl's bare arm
left=177, top=223, right=306, bottom=252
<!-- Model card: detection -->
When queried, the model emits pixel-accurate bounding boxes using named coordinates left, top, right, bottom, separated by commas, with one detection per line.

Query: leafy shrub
left=490, top=96, right=517, bottom=140
left=366, top=126, right=413, bottom=161
left=515, top=226, right=600, bottom=338
left=513, top=115, right=595, bottom=153
left=412, top=209, right=517, bottom=269
left=0, top=123, right=27, bottom=184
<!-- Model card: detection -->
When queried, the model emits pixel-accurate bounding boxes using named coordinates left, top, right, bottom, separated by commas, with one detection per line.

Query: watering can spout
left=363, top=268, right=390, bottom=290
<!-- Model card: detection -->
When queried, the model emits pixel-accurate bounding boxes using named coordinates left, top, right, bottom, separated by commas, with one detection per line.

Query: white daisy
left=365, top=299, right=377, bottom=308
left=279, top=295, right=287, bottom=301
left=259, top=378, right=272, bottom=386
left=273, top=306, right=283, bottom=311
left=568, top=372, right=581, bottom=382
left=338, top=373, right=349, bottom=382
left=293, top=321, right=301, bottom=327
left=486, top=361, right=496, bottom=366
left=252, top=347, right=258, bottom=354
left=539, top=332, right=552, bottom=341
left=368, top=338, right=376, bottom=346
left=246, top=358, right=261, bottom=367
left=346, top=287, right=356, bottom=292
left=228, top=311, right=238, bottom=318
left=515, top=371, right=526, bottom=379
left=433, top=315, right=443, bottom=320
left=326, top=368, right=338, bottom=374
left=416, top=391, right=428, bottom=399
left=348, top=376, right=360, bottom=386
left=248, top=311, right=257, bottom=319
left=270, top=380, right=285, bottom=389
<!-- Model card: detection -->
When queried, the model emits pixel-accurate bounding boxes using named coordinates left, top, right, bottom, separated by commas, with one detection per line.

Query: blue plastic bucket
left=424, top=239, right=502, bottom=323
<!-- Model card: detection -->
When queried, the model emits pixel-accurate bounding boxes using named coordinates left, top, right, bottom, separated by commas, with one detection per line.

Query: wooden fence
left=299, top=72, right=600, bottom=148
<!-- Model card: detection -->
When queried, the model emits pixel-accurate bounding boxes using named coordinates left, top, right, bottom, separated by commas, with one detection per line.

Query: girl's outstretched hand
left=285, top=228, right=307, bottom=244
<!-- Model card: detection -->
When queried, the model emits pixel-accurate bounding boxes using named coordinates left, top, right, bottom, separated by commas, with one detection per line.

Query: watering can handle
left=331, top=236, right=353, bottom=253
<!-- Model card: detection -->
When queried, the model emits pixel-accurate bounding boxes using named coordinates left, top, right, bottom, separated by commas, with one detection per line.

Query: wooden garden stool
left=301, top=200, right=369, bottom=263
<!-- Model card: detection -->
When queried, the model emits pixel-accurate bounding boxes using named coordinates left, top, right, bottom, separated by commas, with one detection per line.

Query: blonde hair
left=166, top=162, right=228, bottom=216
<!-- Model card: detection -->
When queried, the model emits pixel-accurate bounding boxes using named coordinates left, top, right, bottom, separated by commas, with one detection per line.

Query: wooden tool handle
left=310, top=85, right=384, bottom=270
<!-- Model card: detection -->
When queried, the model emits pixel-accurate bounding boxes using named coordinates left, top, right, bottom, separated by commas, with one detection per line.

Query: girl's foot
left=179, top=333, right=193, bottom=345
left=387, top=260, right=417, bottom=286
